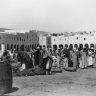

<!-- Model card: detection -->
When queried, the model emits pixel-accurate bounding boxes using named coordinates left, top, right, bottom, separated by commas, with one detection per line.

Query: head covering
left=36, top=46, right=40, bottom=50
left=91, top=47, right=94, bottom=50
left=90, top=47, right=94, bottom=52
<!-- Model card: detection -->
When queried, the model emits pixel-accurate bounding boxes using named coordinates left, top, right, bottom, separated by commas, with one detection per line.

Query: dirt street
left=4, top=68, right=96, bottom=96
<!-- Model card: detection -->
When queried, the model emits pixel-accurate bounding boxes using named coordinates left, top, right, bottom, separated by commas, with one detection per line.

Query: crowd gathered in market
left=0, top=43, right=96, bottom=75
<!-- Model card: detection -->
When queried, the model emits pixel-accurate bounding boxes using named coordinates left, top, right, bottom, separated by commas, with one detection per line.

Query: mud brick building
left=0, top=30, right=49, bottom=52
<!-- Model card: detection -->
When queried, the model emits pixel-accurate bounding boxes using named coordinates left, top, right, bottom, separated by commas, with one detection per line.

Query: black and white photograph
left=0, top=0, right=96, bottom=96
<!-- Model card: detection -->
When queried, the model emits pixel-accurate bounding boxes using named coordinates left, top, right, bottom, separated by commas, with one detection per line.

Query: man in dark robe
left=34, top=46, right=42, bottom=66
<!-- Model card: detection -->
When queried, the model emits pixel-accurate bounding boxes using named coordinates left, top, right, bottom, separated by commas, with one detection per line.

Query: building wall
left=51, top=36, right=59, bottom=49
left=50, top=31, right=96, bottom=50
left=58, top=35, right=64, bottom=48
left=1, top=30, right=96, bottom=51
left=0, top=30, right=45, bottom=51
left=0, top=30, right=49, bottom=51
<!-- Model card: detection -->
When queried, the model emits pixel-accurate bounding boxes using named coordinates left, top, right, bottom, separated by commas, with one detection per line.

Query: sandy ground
left=3, top=67, right=96, bottom=96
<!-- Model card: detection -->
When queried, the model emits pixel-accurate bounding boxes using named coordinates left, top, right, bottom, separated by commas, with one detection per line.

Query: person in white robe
left=88, top=47, right=94, bottom=67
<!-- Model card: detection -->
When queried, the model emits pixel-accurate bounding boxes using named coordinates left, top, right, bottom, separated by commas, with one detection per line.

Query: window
left=20, top=37, right=21, bottom=41
left=84, top=38, right=86, bottom=40
left=54, top=39, right=55, bottom=41
left=77, top=37, right=78, bottom=39
left=14, top=44, right=16, bottom=49
left=27, top=36, right=28, bottom=39
left=81, top=33, right=83, bottom=35
left=0, top=37, right=1, bottom=39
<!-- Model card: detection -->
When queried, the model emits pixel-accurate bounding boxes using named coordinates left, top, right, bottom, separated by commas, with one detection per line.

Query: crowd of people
left=30, top=44, right=96, bottom=71
left=1, top=44, right=96, bottom=75
left=54, top=44, right=96, bottom=69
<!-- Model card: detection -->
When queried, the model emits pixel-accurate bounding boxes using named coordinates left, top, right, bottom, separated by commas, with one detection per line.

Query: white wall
left=39, top=35, right=47, bottom=46
left=50, top=32, right=96, bottom=49
left=51, top=36, right=59, bottom=49
left=58, top=35, right=64, bottom=47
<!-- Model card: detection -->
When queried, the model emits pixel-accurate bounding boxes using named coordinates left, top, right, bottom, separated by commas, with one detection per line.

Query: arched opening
left=28, top=45, right=30, bottom=52
left=20, top=44, right=24, bottom=51
left=74, top=44, right=78, bottom=49
left=84, top=43, right=89, bottom=49
left=32, top=45, right=34, bottom=50
left=90, top=43, right=94, bottom=48
left=47, top=45, right=51, bottom=48
left=7, top=44, right=9, bottom=50
left=30, top=45, right=32, bottom=51
left=59, top=44, right=63, bottom=48
left=30, top=45, right=31, bottom=48
left=11, top=44, right=13, bottom=51
left=69, top=44, right=73, bottom=50
left=32, top=45, right=33, bottom=50
left=17, top=45, right=19, bottom=51
left=25, top=45, right=27, bottom=51
left=79, top=44, right=83, bottom=51
left=53, top=44, right=57, bottom=50
left=14, top=44, right=16, bottom=49
left=65, top=44, right=68, bottom=48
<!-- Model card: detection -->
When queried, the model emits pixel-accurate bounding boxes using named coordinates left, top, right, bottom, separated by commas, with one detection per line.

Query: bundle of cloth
left=52, top=55, right=60, bottom=68
left=17, top=51, right=34, bottom=70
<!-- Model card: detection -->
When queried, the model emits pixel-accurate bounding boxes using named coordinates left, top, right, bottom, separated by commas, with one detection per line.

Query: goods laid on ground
left=51, top=68, right=63, bottom=73
left=63, top=67, right=77, bottom=72
left=12, top=63, right=35, bottom=76
left=0, top=61, right=12, bottom=95
left=20, top=69, right=35, bottom=76
left=34, top=65, right=46, bottom=75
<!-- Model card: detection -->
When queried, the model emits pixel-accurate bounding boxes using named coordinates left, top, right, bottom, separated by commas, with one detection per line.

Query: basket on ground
left=64, top=67, right=77, bottom=72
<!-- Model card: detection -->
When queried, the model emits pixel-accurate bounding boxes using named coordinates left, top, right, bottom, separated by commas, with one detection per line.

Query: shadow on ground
left=10, top=87, right=19, bottom=93
left=2, top=87, right=19, bottom=96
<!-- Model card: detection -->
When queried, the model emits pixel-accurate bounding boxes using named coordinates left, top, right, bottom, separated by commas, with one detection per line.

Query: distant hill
left=0, top=28, right=13, bottom=32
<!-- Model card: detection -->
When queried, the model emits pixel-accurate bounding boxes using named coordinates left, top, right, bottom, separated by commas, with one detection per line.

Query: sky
left=0, top=0, right=96, bottom=33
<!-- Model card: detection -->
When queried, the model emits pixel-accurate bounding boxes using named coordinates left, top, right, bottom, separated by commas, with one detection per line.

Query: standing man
left=41, top=45, right=53, bottom=74
left=34, top=46, right=40, bottom=66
